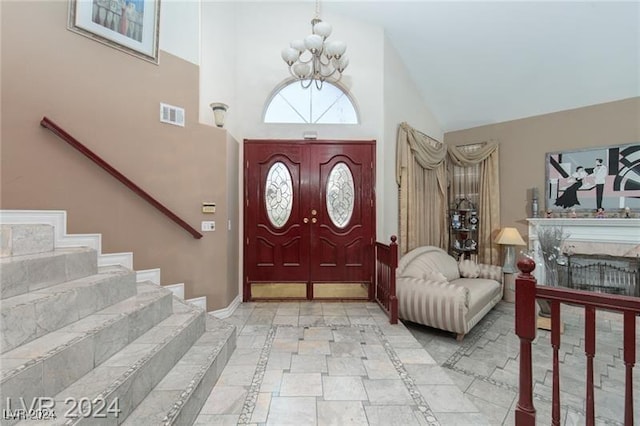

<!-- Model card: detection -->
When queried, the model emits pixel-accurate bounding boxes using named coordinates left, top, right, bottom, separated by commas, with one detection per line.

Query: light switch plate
left=201, top=221, right=215, bottom=232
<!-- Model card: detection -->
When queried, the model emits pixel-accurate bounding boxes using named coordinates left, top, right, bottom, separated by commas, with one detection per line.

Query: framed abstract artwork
left=545, top=143, right=640, bottom=212
left=68, top=0, right=160, bottom=64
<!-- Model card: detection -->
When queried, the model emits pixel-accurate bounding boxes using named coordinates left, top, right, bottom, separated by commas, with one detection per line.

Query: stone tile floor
left=195, top=301, right=639, bottom=425
left=405, top=301, right=640, bottom=426
left=195, top=302, right=487, bottom=425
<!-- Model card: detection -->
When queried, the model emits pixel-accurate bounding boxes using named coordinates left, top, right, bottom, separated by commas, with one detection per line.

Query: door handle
left=303, top=218, right=309, bottom=223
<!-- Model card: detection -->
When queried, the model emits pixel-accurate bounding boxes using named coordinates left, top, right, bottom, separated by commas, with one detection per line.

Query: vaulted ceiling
left=324, top=1, right=640, bottom=132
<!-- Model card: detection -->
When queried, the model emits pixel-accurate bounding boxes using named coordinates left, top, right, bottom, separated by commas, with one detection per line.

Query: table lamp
left=495, top=227, right=526, bottom=273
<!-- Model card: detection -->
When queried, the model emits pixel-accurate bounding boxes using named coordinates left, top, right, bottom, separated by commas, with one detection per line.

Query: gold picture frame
left=68, top=0, right=160, bottom=64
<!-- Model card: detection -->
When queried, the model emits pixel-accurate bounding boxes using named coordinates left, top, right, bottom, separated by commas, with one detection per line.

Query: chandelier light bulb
left=319, top=63, right=332, bottom=76
left=334, top=56, right=349, bottom=72
left=293, top=62, right=311, bottom=78
left=330, top=40, right=346, bottom=58
left=304, top=34, right=323, bottom=53
left=313, top=21, right=332, bottom=38
left=281, top=47, right=300, bottom=65
left=290, top=39, right=306, bottom=52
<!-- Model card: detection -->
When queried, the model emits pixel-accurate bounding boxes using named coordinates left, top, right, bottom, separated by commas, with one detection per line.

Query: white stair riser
left=1, top=249, right=98, bottom=299
left=0, top=224, right=54, bottom=257
left=1, top=270, right=136, bottom=353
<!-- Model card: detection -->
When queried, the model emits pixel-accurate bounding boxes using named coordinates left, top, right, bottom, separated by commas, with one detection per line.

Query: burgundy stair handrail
left=515, top=257, right=639, bottom=425
left=40, top=117, right=203, bottom=239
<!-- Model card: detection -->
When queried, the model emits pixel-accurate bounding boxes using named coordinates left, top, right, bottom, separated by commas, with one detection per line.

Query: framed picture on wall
left=545, top=143, right=640, bottom=212
left=68, top=0, right=160, bottom=64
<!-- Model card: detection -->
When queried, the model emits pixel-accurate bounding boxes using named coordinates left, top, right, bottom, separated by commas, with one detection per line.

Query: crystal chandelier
left=281, top=0, right=348, bottom=90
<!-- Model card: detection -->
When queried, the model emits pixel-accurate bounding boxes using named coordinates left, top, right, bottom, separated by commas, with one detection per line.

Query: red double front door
left=244, top=140, right=376, bottom=300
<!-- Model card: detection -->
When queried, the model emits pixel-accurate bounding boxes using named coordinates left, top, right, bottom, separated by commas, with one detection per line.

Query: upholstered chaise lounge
left=396, top=246, right=503, bottom=340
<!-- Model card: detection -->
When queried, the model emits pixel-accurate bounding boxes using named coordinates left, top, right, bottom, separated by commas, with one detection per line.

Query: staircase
left=0, top=215, right=236, bottom=425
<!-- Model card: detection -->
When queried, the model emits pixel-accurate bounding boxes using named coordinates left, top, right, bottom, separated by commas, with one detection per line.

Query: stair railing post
left=515, top=256, right=537, bottom=426
left=389, top=235, right=398, bottom=324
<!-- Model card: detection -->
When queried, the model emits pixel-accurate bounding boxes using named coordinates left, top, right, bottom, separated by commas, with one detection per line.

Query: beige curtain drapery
left=447, top=142, right=501, bottom=265
left=396, top=122, right=448, bottom=255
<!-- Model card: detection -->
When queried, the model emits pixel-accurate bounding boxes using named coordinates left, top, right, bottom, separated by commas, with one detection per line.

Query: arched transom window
left=264, top=80, right=358, bottom=124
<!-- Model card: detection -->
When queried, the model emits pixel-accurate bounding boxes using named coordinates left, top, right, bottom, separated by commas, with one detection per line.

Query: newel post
left=388, top=236, right=398, bottom=324
left=515, top=256, right=537, bottom=426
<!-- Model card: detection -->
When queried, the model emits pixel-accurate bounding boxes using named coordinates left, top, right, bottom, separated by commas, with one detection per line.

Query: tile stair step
left=123, top=315, right=236, bottom=426
left=13, top=299, right=206, bottom=425
left=1, top=266, right=136, bottom=354
left=0, top=224, right=54, bottom=258
left=0, top=282, right=174, bottom=419
left=1, top=247, right=98, bottom=299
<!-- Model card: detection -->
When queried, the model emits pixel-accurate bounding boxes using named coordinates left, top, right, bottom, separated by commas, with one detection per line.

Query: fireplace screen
left=557, top=254, right=639, bottom=297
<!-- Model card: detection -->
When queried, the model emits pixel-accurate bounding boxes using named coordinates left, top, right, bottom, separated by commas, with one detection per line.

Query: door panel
left=310, top=144, right=374, bottom=283
left=245, top=144, right=309, bottom=284
left=244, top=140, right=375, bottom=301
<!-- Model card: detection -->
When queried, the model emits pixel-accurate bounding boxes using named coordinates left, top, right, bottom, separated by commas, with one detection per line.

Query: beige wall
left=1, top=1, right=237, bottom=311
left=444, top=97, right=640, bottom=239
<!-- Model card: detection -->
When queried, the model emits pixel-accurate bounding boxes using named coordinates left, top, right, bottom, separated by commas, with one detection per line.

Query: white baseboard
left=164, top=283, right=185, bottom=299
left=0, top=210, right=133, bottom=268
left=210, top=295, right=241, bottom=319
left=136, top=268, right=161, bottom=285
left=98, top=252, right=133, bottom=269
left=1, top=209, right=200, bottom=308
left=186, top=296, right=207, bottom=311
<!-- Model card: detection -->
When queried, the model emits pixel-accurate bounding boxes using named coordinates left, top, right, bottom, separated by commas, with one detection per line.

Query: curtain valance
left=396, top=122, right=447, bottom=180
left=396, top=122, right=500, bottom=263
left=447, top=140, right=499, bottom=167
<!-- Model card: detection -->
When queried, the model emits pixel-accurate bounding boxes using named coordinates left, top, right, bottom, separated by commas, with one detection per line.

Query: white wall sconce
left=209, top=103, right=229, bottom=128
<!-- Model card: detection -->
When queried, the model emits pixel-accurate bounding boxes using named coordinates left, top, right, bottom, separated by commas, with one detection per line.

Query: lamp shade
left=495, top=227, right=526, bottom=246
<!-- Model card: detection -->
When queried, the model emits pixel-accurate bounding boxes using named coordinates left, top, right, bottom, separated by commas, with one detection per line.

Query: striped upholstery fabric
left=477, top=263, right=503, bottom=282
left=396, top=246, right=503, bottom=337
left=398, top=246, right=460, bottom=280
left=397, top=276, right=468, bottom=334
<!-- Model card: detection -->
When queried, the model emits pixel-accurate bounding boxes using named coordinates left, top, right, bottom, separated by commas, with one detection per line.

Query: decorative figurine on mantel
left=596, top=208, right=606, bottom=218
left=545, top=210, right=553, bottom=218
left=624, top=207, right=631, bottom=218
left=569, top=208, right=577, bottom=218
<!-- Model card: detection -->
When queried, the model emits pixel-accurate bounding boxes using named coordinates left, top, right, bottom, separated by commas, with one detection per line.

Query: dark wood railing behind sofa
left=375, top=236, right=398, bottom=324
left=515, top=257, right=639, bottom=426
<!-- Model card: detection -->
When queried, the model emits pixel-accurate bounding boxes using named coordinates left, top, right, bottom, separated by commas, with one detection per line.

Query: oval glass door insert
left=265, top=162, right=293, bottom=228
left=326, top=162, right=355, bottom=228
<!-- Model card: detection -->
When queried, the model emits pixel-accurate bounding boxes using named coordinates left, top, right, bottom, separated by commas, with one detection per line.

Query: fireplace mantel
left=528, top=218, right=640, bottom=246
left=527, top=218, right=640, bottom=283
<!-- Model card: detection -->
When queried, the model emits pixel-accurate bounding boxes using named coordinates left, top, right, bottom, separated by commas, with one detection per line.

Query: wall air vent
left=160, top=103, right=185, bottom=127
